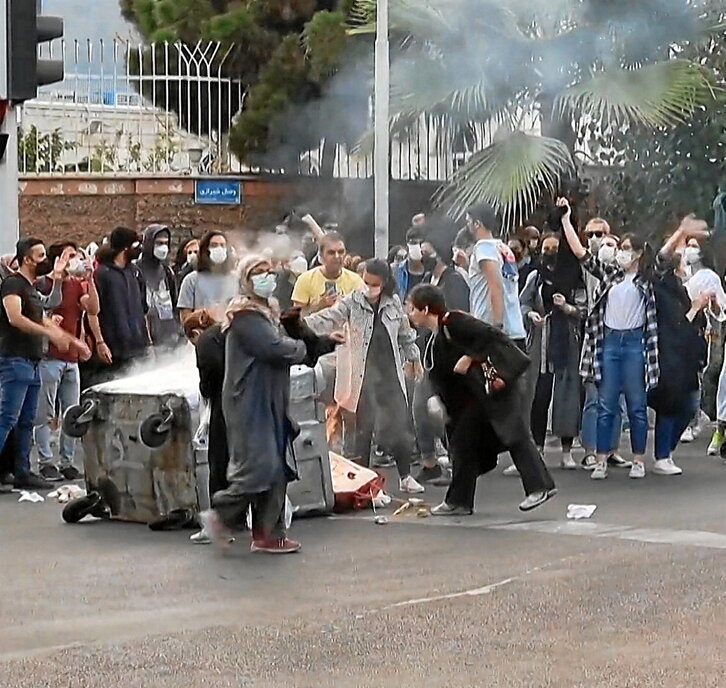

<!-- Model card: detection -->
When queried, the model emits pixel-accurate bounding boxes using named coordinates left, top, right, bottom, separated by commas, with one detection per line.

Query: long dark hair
left=174, top=237, right=198, bottom=271
left=622, top=233, right=655, bottom=280
left=197, top=230, right=232, bottom=273
left=364, top=258, right=397, bottom=298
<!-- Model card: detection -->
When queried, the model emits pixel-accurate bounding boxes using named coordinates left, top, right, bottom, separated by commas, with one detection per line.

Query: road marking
left=379, top=575, right=521, bottom=610
left=331, top=515, right=726, bottom=550
left=488, top=520, right=726, bottom=550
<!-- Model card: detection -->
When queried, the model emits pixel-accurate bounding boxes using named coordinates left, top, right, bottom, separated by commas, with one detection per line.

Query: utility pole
left=0, top=104, right=19, bottom=256
left=0, top=0, right=64, bottom=254
left=373, top=0, right=390, bottom=259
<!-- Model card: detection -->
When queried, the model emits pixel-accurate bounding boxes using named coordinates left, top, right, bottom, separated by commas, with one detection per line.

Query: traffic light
left=2, top=0, right=64, bottom=103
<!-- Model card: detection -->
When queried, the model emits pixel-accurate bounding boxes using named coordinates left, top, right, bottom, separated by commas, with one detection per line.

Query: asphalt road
left=1, top=432, right=725, bottom=687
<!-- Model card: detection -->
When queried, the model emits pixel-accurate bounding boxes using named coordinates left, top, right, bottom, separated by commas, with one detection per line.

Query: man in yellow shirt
left=292, top=232, right=363, bottom=314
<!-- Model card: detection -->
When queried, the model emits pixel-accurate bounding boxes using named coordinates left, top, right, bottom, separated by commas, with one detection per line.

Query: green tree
left=590, top=10, right=726, bottom=234
left=120, top=0, right=368, bottom=175
left=352, top=0, right=722, bottom=227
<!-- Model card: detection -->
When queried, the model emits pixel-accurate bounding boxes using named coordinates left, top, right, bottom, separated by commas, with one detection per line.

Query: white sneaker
left=503, top=464, right=520, bottom=477
left=629, top=461, right=646, bottom=479
left=652, top=458, right=683, bottom=476
left=399, top=475, right=425, bottom=494
left=680, top=427, right=694, bottom=443
left=560, top=453, right=577, bottom=470
left=591, top=463, right=608, bottom=480
left=190, top=528, right=211, bottom=545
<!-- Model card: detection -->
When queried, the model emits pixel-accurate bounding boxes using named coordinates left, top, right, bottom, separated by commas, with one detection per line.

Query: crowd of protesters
left=0, top=197, right=723, bottom=554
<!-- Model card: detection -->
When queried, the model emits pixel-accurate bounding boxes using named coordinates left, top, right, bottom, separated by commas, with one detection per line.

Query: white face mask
left=208, top=246, right=227, bottom=265
left=615, top=249, right=635, bottom=269
left=67, top=258, right=87, bottom=277
left=187, top=251, right=198, bottom=268
left=153, top=244, right=169, bottom=261
left=588, top=236, right=603, bottom=253
left=598, top=244, right=617, bottom=264
left=684, top=246, right=701, bottom=265
left=362, top=284, right=382, bottom=301
left=407, top=243, right=423, bottom=262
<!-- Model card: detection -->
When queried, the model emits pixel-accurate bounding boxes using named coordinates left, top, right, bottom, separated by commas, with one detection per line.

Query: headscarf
left=223, top=254, right=279, bottom=330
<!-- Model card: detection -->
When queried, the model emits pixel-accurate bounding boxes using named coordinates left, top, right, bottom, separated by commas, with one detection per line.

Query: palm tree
left=350, top=0, right=722, bottom=227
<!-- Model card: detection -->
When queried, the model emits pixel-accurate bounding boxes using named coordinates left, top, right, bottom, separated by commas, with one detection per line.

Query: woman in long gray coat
left=201, top=254, right=338, bottom=555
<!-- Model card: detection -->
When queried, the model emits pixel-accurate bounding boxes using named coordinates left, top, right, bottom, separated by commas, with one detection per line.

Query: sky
left=43, top=0, right=135, bottom=44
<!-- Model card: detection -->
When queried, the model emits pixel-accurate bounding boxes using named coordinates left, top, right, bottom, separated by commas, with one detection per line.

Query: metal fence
left=20, top=39, right=483, bottom=181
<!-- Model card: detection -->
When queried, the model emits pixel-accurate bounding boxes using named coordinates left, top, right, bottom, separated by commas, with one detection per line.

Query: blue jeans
left=581, top=383, right=621, bottom=453
left=596, top=328, right=648, bottom=455
left=654, top=391, right=700, bottom=460
left=0, top=357, right=41, bottom=478
left=33, top=359, right=80, bottom=467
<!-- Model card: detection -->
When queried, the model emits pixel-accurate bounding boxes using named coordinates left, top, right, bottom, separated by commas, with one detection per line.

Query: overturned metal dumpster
left=62, top=348, right=333, bottom=524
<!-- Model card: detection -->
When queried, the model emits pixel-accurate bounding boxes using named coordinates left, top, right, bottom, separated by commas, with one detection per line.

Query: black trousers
left=445, top=389, right=555, bottom=510
left=207, top=395, right=229, bottom=498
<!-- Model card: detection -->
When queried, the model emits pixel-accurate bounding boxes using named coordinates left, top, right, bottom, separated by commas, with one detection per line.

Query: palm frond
left=434, top=132, right=574, bottom=228
left=555, top=59, right=717, bottom=128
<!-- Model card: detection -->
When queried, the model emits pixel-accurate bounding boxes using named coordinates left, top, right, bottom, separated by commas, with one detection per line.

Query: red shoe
left=250, top=537, right=301, bottom=554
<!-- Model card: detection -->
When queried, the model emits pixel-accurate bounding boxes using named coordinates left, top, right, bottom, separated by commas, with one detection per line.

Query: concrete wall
left=19, top=175, right=442, bottom=255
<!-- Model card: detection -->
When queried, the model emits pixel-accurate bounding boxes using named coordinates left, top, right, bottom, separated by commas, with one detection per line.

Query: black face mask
left=126, top=246, right=142, bottom=261
left=34, top=259, right=53, bottom=277
left=422, top=255, right=437, bottom=272
left=540, top=253, right=557, bottom=271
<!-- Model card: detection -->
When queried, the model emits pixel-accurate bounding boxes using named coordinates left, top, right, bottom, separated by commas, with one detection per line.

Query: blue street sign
left=194, top=179, right=242, bottom=205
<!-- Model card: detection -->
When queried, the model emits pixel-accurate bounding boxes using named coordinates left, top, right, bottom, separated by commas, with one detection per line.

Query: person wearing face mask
left=137, top=224, right=180, bottom=350
left=560, top=197, right=662, bottom=479
left=0, top=238, right=90, bottom=491
left=94, top=227, right=150, bottom=382
left=178, top=230, right=238, bottom=323
left=305, top=259, right=426, bottom=495
left=173, top=237, right=200, bottom=290
left=577, top=233, right=632, bottom=471
left=518, top=233, right=586, bottom=472
left=645, top=225, right=713, bottom=476
left=387, top=245, right=407, bottom=270
left=32, top=242, right=101, bottom=482
left=200, top=255, right=340, bottom=554
left=393, top=227, right=429, bottom=301
left=675, top=237, right=726, bottom=449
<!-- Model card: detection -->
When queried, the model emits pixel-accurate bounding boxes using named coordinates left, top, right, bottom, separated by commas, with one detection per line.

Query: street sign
left=194, top=179, right=242, bottom=205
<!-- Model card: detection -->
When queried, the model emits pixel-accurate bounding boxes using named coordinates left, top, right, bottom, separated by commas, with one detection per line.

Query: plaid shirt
left=579, top=253, right=659, bottom=390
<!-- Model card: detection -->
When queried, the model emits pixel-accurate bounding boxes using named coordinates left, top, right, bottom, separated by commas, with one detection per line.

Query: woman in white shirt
left=559, top=198, right=658, bottom=480
left=683, top=237, right=726, bottom=454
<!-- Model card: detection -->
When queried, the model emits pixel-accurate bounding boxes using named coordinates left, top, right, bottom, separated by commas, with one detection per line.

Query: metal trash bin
left=64, top=352, right=206, bottom=523
left=287, top=365, right=335, bottom=515
left=63, top=355, right=333, bottom=523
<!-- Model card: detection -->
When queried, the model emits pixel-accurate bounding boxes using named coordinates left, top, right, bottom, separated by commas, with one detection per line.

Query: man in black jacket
left=93, top=227, right=149, bottom=384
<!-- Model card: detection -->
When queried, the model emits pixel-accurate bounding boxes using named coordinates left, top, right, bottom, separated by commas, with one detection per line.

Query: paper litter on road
left=18, top=491, right=44, bottom=503
left=47, top=484, right=86, bottom=503
left=567, top=504, right=597, bottom=520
